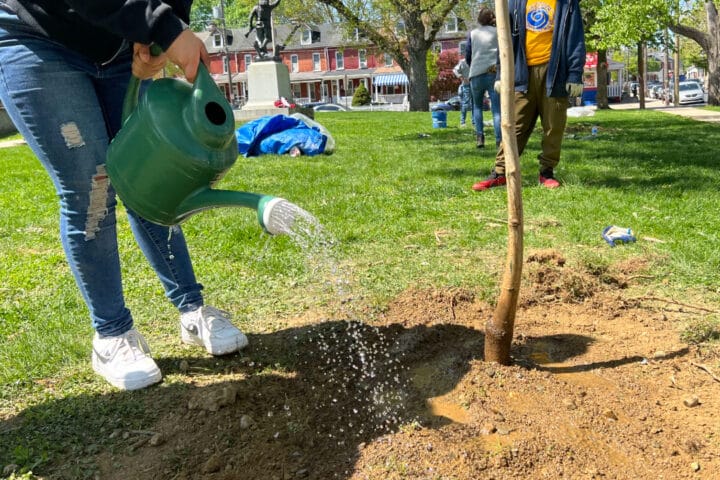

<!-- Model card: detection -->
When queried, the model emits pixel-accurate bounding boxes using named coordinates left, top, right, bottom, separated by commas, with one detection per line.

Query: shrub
left=352, top=83, right=371, bottom=106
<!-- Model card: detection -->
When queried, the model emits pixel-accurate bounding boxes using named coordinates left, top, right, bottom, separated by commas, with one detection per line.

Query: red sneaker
left=539, top=170, right=560, bottom=189
left=472, top=171, right=506, bottom=191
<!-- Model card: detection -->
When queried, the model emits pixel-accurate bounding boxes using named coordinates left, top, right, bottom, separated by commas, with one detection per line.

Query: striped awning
left=373, top=73, right=408, bottom=86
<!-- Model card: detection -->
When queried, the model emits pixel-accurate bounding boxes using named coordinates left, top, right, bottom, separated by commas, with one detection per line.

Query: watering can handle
left=121, top=44, right=164, bottom=124
left=121, top=44, right=210, bottom=123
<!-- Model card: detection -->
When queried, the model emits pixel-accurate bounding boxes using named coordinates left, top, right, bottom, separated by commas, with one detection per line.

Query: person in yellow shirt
left=472, top=0, right=585, bottom=191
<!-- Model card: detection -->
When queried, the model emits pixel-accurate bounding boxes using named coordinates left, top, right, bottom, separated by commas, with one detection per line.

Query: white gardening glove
left=494, top=80, right=501, bottom=93
left=566, top=82, right=583, bottom=97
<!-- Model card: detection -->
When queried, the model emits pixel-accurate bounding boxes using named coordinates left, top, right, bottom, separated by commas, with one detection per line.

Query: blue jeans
left=459, top=83, right=472, bottom=125
left=470, top=73, right=502, bottom=145
left=0, top=12, right=204, bottom=336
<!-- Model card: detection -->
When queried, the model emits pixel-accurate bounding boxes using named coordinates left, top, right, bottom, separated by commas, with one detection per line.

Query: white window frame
left=335, top=51, right=344, bottom=70
left=301, top=29, right=312, bottom=45
left=244, top=54, right=252, bottom=72
left=359, top=49, right=367, bottom=69
left=384, top=53, right=393, bottom=67
left=444, top=15, right=459, bottom=33
left=313, top=52, right=321, bottom=71
left=213, top=34, right=223, bottom=48
left=291, top=54, right=299, bottom=73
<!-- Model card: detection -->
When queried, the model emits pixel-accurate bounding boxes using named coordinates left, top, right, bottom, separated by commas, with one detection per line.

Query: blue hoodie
left=502, top=0, right=585, bottom=97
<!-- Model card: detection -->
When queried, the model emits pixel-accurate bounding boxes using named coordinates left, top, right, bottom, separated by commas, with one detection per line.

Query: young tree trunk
left=637, top=42, right=646, bottom=109
left=596, top=49, right=609, bottom=109
left=484, top=0, right=523, bottom=365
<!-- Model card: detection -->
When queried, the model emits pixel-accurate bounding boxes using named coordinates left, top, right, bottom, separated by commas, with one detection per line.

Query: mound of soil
left=61, top=252, right=720, bottom=478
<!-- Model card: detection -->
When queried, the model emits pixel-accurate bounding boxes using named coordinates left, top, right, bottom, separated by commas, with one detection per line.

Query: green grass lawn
left=2, top=108, right=720, bottom=472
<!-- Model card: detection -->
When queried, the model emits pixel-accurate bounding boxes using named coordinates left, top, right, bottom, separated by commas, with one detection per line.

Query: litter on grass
left=602, top=226, right=637, bottom=247
left=567, top=106, right=596, bottom=117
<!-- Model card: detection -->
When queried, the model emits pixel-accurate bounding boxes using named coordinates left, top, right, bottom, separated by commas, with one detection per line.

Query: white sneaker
left=92, top=328, right=162, bottom=390
left=180, top=306, right=248, bottom=355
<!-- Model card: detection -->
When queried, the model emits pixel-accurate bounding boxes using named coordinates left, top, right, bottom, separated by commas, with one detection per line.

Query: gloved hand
left=494, top=80, right=501, bottom=93
left=566, top=82, right=583, bottom=97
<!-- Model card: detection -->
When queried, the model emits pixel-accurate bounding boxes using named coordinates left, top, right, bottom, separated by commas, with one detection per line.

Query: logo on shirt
left=526, top=2, right=553, bottom=32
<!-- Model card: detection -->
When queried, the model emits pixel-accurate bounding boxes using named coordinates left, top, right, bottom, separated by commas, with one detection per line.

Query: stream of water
left=265, top=202, right=416, bottom=441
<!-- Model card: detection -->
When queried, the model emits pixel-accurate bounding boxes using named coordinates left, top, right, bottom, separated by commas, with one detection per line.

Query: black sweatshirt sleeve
left=63, top=0, right=190, bottom=51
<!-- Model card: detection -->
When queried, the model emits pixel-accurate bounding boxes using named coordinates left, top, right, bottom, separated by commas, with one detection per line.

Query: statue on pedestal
left=244, top=0, right=282, bottom=61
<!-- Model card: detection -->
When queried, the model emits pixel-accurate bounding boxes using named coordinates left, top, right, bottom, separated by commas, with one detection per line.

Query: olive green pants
left=495, top=63, right=568, bottom=175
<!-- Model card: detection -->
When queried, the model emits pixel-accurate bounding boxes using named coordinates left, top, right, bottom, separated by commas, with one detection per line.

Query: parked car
left=431, top=100, right=457, bottom=112
left=300, top=101, right=326, bottom=109
left=629, top=81, right=639, bottom=97
left=432, top=94, right=490, bottom=112
left=684, top=78, right=705, bottom=92
left=313, top=103, right=349, bottom=112
left=646, top=82, right=662, bottom=98
left=676, top=81, right=705, bottom=105
left=649, top=84, right=664, bottom=99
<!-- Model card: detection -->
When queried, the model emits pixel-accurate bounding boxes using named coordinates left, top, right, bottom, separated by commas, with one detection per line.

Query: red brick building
left=197, top=22, right=468, bottom=106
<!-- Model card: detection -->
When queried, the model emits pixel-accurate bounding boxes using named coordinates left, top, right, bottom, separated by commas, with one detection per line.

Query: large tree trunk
left=406, top=46, right=430, bottom=111
left=706, top=0, right=720, bottom=106
left=670, top=1, right=719, bottom=105
left=484, top=0, right=523, bottom=365
left=596, top=49, right=609, bottom=109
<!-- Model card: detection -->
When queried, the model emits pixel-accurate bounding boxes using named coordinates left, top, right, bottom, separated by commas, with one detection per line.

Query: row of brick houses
left=196, top=21, right=469, bottom=106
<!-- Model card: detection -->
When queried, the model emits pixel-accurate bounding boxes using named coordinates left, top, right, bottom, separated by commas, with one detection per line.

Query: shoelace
left=201, top=307, right=234, bottom=333
left=99, top=330, right=150, bottom=362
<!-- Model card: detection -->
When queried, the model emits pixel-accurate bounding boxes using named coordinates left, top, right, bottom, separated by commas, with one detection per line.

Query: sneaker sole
left=92, top=356, right=162, bottom=391
left=472, top=180, right=506, bottom=191
left=181, top=329, right=249, bottom=356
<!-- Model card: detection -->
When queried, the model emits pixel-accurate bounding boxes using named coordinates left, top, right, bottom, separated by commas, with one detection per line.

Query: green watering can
left=106, top=58, right=293, bottom=234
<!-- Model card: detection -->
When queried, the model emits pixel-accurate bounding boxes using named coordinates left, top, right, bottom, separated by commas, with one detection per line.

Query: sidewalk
left=0, top=137, right=25, bottom=148
left=609, top=98, right=720, bottom=123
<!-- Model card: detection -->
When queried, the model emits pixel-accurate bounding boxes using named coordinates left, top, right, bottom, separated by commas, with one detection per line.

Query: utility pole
left=664, top=28, right=670, bottom=105
left=674, top=33, right=680, bottom=107
left=213, top=0, right=234, bottom=103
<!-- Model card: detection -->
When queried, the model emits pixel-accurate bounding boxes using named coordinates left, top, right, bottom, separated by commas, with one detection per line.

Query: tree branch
left=669, top=23, right=709, bottom=51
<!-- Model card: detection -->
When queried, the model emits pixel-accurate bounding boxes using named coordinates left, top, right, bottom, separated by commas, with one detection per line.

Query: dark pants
left=495, top=63, right=568, bottom=175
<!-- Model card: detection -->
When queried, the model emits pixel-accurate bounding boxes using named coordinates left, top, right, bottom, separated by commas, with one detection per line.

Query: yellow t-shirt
left=525, top=0, right=555, bottom=66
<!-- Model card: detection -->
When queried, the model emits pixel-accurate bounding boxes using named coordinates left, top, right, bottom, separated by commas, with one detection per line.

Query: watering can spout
left=257, top=196, right=300, bottom=235
left=175, top=188, right=263, bottom=224
left=176, top=190, right=298, bottom=235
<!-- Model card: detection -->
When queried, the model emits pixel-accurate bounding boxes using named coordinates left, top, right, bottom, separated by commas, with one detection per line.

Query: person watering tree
left=0, top=0, right=248, bottom=391
left=472, top=0, right=585, bottom=191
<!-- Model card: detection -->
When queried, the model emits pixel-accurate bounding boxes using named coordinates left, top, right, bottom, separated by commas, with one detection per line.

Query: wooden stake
left=484, top=0, right=524, bottom=365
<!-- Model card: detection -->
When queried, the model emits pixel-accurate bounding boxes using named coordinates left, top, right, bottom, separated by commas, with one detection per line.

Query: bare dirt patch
left=54, top=251, right=720, bottom=478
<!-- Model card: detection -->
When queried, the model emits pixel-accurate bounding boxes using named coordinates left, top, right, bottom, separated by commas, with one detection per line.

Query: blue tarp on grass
left=236, top=114, right=328, bottom=157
